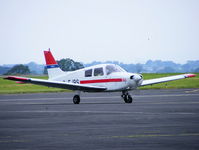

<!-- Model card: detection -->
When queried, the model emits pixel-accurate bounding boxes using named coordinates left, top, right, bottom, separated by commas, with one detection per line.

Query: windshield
left=106, top=65, right=125, bottom=75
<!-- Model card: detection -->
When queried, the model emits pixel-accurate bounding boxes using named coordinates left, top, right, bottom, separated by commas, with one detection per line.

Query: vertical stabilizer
left=44, top=49, right=64, bottom=79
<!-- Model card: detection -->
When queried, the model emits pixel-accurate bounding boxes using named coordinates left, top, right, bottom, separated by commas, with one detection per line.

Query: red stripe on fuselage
left=80, top=78, right=125, bottom=84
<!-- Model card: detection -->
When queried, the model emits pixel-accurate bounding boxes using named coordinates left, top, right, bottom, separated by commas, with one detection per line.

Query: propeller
left=129, top=74, right=143, bottom=87
left=130, top=74, right=143, bottom=81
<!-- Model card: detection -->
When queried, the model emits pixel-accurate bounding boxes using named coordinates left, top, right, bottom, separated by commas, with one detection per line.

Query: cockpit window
left=94, top=67, right=104, bottom=76
left=106, top=65, right=125, bottom=75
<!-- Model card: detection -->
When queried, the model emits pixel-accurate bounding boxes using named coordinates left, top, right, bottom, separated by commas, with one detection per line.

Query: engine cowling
left=127, top=73, right=143, bottom=88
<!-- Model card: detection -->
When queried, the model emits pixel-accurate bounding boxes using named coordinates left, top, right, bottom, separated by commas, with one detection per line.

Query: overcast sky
left=0, top=0, right=198, bottom=65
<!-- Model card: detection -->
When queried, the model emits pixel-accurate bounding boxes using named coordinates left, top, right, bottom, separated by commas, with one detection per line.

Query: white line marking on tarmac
left=1, top=101, right=198, bottom=106
left=136, top=93, right=199, bottom=98
left=185, top=89, right=199, bottom=93
left=109, top=133, right=199, bottom=139
left=0, top=110, right=136, bottom=114
left=137, top=101, right=199, bottom=104
left=0, top=96, right=119, bottom=102
left=0, top=110, right=197, bottom=115
left=0, top=93, right=199, bottom=102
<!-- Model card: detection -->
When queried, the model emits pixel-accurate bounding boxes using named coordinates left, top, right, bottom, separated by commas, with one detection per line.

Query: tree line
left=4, top=58, right=84, bottom=75
left=2, top=59, right=199, bottom=75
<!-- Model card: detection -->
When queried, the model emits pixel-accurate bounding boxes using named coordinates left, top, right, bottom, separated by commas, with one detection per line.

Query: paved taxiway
left=0, top=89, right=199, bottom=150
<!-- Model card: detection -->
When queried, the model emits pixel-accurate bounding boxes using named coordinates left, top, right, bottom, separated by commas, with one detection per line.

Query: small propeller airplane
left=5, top=49, right=196, bottom=104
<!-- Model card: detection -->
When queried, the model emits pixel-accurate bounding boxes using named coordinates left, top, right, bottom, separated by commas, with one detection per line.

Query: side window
left=94, top=67, right=104, bottom=76
left=85, top=69, right=92, bottom=77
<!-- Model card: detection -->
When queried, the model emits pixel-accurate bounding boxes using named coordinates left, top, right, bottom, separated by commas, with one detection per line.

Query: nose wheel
left=73, top=95, right=80, bottom=104
left=121, top=91, right=133, bottom=103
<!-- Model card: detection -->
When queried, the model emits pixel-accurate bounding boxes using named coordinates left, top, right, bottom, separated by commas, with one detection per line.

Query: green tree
left=4, top=64, right=30, bottom=75
left=57, top=58, right=84, bottom=71
left=43, top=58, right=84, bottom=74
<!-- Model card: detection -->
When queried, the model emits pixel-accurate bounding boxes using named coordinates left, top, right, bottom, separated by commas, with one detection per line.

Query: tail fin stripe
left=46, top=64, right=59, bottom=69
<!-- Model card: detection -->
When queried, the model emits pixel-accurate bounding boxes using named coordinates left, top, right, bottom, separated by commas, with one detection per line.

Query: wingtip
left=185, top=74, right=196, bottom=78
left=4, top=76, right=29, bottom=81
left=4, top=76, right=15, bottom=80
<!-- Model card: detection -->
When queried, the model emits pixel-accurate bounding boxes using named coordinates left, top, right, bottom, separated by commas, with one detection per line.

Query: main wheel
left=123, top=95, right=128, bottom=103
left=73, top=95, right=80, bottom=104
left=123, top=94, right=133, bottom=103
left=126, top=95, right=133, bottom=103
left=121, top=91, right=133, bottom=103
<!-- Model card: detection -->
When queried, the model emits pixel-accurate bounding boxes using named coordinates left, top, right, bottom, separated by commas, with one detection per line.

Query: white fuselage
left=50, top=64, right=143, bottom=92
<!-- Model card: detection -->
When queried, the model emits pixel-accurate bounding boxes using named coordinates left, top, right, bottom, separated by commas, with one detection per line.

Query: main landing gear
left=73, top=95, right=80, bottom=104
left=73, top=91, right=133, bottom=104
left=121, top=91, right=133, bottom=103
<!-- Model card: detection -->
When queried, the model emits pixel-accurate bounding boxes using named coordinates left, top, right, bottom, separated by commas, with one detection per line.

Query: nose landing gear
left=121, top=91, right=133, bottom=103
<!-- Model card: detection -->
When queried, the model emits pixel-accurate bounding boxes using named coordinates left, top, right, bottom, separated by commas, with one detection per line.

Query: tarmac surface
left=0, top=89, right=199, bottom=150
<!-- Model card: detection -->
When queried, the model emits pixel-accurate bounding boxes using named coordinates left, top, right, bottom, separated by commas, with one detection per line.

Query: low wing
left=4, top=76, right=107, bottom=92
left=140, top=74, right=196, bottom=86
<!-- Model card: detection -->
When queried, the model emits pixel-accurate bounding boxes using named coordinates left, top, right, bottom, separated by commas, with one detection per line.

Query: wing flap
left=4, top=76, right=107, bottom=92
left=140, top=74, right=196, bottom=86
